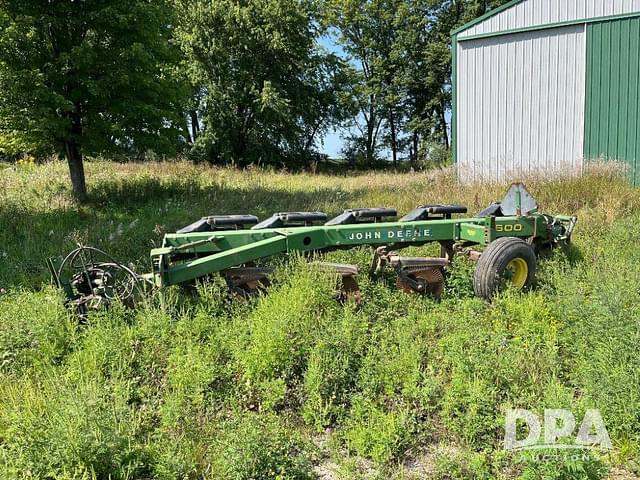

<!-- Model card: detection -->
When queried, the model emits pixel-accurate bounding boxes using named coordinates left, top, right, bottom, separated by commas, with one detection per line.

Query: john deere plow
left=48, top=183, right=577, bottom=315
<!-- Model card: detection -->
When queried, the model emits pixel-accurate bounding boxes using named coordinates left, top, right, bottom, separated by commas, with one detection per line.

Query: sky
left=318, top=35, right=347, bottom=157
left=321, top=128, right=345, bottom=157
left=317, top=35, right=453, bottom=159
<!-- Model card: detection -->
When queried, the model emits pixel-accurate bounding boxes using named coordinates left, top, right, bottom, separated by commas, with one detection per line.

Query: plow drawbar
left=48, top=183, right=577, bottom=315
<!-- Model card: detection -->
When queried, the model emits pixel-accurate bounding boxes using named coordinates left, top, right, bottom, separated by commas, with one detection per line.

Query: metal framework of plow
left=48, top=183, right=577, bottom=315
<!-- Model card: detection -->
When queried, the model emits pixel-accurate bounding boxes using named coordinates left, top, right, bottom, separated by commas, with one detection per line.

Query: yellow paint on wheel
left=506, top=258, right=528, bottom=289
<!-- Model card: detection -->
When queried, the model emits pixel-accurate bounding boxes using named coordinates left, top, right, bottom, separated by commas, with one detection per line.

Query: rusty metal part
left=315, top=262, right=359, bottom=277
left=458, top=248, right=482, bottom=262
left=339, top=275, right=362, bottom=304
left=370, top=247, right=448, bottom=297
left=315, top=262, right=361, bottom=304
left=396, top=267, right=445, bottom=297
left=369, top=246, right=391, bottom=277
left=223, top=267, right=273, bottom=297
left=439, top=241, right=456, bottom=261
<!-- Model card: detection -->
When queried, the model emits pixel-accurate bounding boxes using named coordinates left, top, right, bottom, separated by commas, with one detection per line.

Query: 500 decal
left=496, top=224, right=523, bottom=233
left=347, top=229, right=432, bottom=241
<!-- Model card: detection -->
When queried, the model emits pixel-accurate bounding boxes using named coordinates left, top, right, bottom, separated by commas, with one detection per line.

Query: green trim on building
left=584, top=17, right=640, bottom=186
left=451, top=0, right=525, bottom=36
left=458, top=11, right=640, bottom=42
left=451, top=0, right=640, bottom=186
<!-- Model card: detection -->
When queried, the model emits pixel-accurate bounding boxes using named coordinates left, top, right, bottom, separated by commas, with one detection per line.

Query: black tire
left=473, top=237, right=537, bottom=300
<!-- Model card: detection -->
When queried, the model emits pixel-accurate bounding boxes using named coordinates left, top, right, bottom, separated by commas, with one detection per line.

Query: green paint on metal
left=152, top=213, right=565, bottom=287
left=628, top=19, right=639, bottom=184
left=585, top=18, right=640, bottom=186
left=457, top=11, right=640, bottom=42
left=599, top=22, right=611, bottom=157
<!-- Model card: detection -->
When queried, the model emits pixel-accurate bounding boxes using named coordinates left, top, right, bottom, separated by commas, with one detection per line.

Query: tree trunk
left=440, top=104, right=449, bottom=150
left=366, top=123, right=374, bottom=168
left=389, top=108, right=398, bottom=167
left=366, top=100, right=376, bottom=168
left=190, top=110, right=200, bottom=143
left=65, top=140, right=87, bottom=202
left=303, top=120, right=322, bottom=157
left=64, top=108, right=87, bottom=202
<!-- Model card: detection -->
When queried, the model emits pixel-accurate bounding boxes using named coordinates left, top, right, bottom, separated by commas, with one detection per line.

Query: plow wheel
left=473, top=237, right=536, bottom=300
left=396, top=267, right=445, bottom=298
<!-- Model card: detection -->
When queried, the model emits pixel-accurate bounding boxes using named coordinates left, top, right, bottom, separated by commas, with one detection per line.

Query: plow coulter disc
left=396, top=268, right=445, bottom=298
left=48, top=245, right=148, bottom=319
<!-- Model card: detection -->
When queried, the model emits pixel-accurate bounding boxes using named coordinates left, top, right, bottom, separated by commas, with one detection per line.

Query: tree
left=328, top=0, right=515, bottom=167
left=326, top=0, right=394, bottom=167
left=0, top=0, right=187, bottom=202
left=174, top=0, right=345, bottom=167
left=397, top=0, right=515, bottom=164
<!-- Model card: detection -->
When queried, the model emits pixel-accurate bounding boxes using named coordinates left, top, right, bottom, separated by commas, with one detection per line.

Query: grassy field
left=1, top=160, right=640, bottom=479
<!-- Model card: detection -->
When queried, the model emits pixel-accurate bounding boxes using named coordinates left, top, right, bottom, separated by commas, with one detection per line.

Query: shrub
left=302, top=308, right=368, bottom=430
left=444, top=255, right=476, bottom=299
left=343, top=397, right=415, bottom=465
left=232, top=261, right=338, bottom=410
left=355, top=313, right=439, bottom=411
left=209, top=413, right=313, bottom=480
left=431, top=448, right=492, bottom=480
left=437, top=292, right=565, bottom=447
left=0, top=375, right=151, bottom=480
left=0, top=287, right=76, bottom=376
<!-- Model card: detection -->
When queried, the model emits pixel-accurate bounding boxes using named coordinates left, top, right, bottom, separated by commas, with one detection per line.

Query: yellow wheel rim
left=505, top=258, right=529, bottom=289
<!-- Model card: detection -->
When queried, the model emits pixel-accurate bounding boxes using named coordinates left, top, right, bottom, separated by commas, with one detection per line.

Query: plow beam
left=49, top=183, right=578, bottom=315
left=152, top=213, right=566, bottom=288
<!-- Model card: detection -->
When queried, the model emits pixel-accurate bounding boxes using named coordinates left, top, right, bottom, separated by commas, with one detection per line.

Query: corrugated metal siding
left=459, top=0, right=640, bottom=39
left=456, top=25, right=586, bottom=183
left=585, top=18, right=640, bottom=185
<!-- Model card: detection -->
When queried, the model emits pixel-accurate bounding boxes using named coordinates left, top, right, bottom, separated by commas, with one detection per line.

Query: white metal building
left=453, top=0, right=640, bottom=185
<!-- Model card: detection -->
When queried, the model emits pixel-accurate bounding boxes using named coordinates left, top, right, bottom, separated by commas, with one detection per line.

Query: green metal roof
left=451, top=0, right=526, bottom=36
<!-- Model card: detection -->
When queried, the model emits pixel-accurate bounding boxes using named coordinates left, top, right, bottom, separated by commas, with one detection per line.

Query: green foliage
left=0, top=0, right=187, bottom=158
left=209, top=413, right=313, bottom=480
left=302, top=308, right=368, bottom=429
left=326, top=0, right=515, bottom=166
left=174, top=0, right=346, bottom=166
left=232, top=261, right=338, bottom=410
left=1, top=161, right=640, bottom=478
left=0, top=0, right=530, bottom=183
left=431, top=448, right=492, bottom=480
left=0, top=375, right=152, bottom=480
left=344, top=397, right=415, bottom=464
left=0, top=288, right=76, bottom=376
left=516, top=451, right=608, bottom=480
left=325, top=0, right=399, bottom=166
left=437, top=293, right=567, bottom=446
left=443, top=255, right=476, bottom=298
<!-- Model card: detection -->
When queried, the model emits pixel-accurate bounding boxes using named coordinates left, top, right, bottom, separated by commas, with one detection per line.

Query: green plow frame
left=152, top=212, right=566, bottom=287
left=49, top=183, right=577, bottom=315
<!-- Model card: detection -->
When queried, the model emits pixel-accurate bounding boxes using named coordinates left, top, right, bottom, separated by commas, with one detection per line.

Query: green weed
left=1, top=160, right=640, bottom=478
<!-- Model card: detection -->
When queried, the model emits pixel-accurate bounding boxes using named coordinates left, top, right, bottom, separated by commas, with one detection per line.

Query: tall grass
left=0, top=160, right=639, bottom=479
